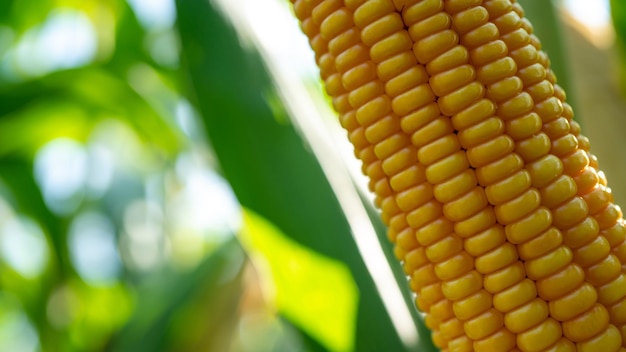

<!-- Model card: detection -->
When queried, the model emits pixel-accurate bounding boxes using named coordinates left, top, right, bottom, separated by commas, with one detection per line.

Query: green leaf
left=611, top=0, right=626, bottom=93
left=242, top=209, right=358, bottom=352
left=0, top=68, right=183, bottom=157
left=110, top=238, right=246, bottom=352
left=0, top=0, right=54, bottom=33
left=612, top=0, right=626, bottom=47
left=175, top=0, right=409, bottom=349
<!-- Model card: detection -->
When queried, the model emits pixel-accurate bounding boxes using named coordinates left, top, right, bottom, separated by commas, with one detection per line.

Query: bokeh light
left=0, top=0, right=624, bottom=351
left=7, top=9, right=97, bottom=78
left=1, top=216, right=49, bottom=279
left=68, top=212, right=121, bottom=285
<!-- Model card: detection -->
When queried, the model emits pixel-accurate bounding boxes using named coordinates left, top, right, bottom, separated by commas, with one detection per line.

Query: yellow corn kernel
left=464, top=308, right=503, bottom=340
left=516, top=318, right=562, bottom=352
left=549, top=283, right=597, bottom=321
left=536, top=263, right=585, bottom=300
left=292, top=0, right=626, bottom=350
left=492, top=278, right=536, bottom=312
left=504, top=298, right=549, bottom=333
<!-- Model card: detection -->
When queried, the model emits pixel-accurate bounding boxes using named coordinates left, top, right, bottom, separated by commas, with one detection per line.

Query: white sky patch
left=127, top=0, right=179, bottom=68
left=175, top=99, right=202, bottom=139
left=0, top=309, right=39, bottom=352
left=122, top=199, right=166, bottom=272
left=166, top=150, right=240, bottom=267
left=561, top=0, right=614, bottom=48
left=127, top=0, right=176, bottom=30
left=563, top=0, right=611, bottom=28
left=68, top=212, right=121, bottom=285
left=173, top=151, right=241, bottom=236
left=217, top=0, right=319, bottom=79
left=0, top=216, right=49, bottom=279
left=34, top=138, right=88, bottom=215
left=85, top=142, right=115, bottom=200
left=9, top=9, right=96, bottom=77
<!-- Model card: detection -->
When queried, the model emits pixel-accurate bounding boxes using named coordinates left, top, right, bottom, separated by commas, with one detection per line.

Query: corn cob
left=293, top=1, right=457, bottom=347
left=295, top=1, right=447, bottom=347
left=483, top=0, right=626, bottom=346
left=290, top=0, right=626, bottom=351
left=396, top=2, right=596, bottom=350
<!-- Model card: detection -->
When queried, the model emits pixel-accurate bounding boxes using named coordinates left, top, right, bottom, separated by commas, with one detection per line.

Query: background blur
left=0, top=0, right=624, bottom=351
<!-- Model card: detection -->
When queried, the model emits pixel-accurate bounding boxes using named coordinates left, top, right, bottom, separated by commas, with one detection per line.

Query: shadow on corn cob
left=290, top=0, right=626, bottom=350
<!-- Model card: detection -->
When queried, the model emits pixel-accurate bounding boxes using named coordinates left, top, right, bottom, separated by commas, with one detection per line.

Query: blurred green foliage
left=611, top=0, right=626, bottom=92
left=0, top=0, right=623, bottom=351
left=0, top=0, right=433, bottom=350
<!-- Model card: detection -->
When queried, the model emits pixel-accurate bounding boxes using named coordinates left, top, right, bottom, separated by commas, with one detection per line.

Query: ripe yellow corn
left=290, top=0, right=626, bottom=351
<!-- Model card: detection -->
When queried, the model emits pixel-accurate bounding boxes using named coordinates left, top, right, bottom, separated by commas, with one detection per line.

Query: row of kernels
left=315, top=1, right=453, bottom=347
left=508, top=0, right=626, bottom=336
left=296, top=0, right=410, bottom=278
left=485, top=0, right=624, bottom=349
left=324, top=23, right=401, bottom=220
left=372, top=0, right=500, bottom=348
left=442, top=2, right=565, bottom=351
left=403, top=0, right=518, bottom=350
left=296, top=8, right=441, bottom=344
left=557, top=52, right=626, bottom=279
left=350, top=1, right=462, bottom=347
left=294, top=0, right=428, bottom=322
left=484, top=1, right=613, bottom=349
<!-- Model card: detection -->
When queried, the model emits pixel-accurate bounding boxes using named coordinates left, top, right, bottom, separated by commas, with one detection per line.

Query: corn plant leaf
left=110, top=237, right=246, bottom=352
left=611, top=0, right=626, bottom=92
left=241, top=208, right=359, bottom=352
left=175, top=0, right=411, bottom=350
